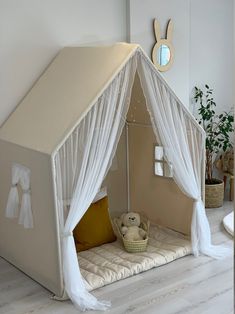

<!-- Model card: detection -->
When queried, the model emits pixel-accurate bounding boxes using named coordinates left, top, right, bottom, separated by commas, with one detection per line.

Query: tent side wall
left=127, top=73, right=193, bottom=235
left=128, top=125, right=193, bottom=235
left=0, top=139, right=63, bottom=296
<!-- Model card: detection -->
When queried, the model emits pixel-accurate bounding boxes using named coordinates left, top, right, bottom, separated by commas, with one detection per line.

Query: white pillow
left=92, top=187, right=107, bottom=203
left=223, top=212, right=234, bottom=236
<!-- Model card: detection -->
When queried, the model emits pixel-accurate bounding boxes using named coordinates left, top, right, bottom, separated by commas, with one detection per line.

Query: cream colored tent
left=1, top=43, right=222, bottom=311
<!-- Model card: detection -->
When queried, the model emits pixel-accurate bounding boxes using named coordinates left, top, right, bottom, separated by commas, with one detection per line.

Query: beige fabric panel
left=0, top=140, right=63, bottom=296
left=78, top=224, right=191, bottom=291
left=128, top=124, right=193, bottom=236
left=103, top=127, right=128, bottom=216
left=0, top=43, right=138, bottom=155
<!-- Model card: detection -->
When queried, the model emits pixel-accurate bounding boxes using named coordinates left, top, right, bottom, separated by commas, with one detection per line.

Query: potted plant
left=193, top=84, right=234, bottom=208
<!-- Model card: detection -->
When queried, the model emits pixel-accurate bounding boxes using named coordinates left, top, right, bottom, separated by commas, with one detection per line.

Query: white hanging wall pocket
left=5, top=163, right=34, bottom=228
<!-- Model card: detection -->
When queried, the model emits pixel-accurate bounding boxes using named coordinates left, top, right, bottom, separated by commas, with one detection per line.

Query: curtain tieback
left=11, top=183, right=18, bottom=187
left=62, top=231, right=73, bottom=238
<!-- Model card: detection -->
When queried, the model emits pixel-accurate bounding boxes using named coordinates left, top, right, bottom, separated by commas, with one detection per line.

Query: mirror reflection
left=157, top=45, right=171, bottom=66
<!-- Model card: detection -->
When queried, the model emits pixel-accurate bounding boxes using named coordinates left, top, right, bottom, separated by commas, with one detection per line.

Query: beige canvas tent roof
left=0, top=43, right=215, bottom=311
left=0, top=43, right=139, bottom=154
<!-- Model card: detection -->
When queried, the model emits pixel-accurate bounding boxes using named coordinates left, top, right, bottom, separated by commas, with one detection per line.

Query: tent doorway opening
left=103, top=73, right=193, bottom=236
left=72, top=73, right=194, bottom=293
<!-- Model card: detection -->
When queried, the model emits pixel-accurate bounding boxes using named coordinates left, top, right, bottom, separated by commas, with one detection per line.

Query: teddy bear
left=120, top=212, right=146, bottom=241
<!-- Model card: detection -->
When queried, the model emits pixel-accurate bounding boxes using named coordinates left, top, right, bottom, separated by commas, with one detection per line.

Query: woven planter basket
left=205, top=179, right=224, bottom=208
left=113, top=215, right=150, bottom=253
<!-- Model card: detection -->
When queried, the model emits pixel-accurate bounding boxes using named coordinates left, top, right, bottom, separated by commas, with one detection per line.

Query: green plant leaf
left=192, top=84, right=234, bottom=180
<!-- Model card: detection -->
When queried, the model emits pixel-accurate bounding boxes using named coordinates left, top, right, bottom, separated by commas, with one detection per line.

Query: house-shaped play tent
left=0, top=43, right=226, bottom=311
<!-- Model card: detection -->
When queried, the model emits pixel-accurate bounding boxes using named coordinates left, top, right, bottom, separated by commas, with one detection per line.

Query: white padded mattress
left=78, top=224, right=191, bottom=291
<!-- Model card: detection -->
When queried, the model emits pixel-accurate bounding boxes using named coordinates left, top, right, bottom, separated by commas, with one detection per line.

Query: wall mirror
left=156, top=44, right=171, bottom=66
left=152, top=19, right=174, bottom=72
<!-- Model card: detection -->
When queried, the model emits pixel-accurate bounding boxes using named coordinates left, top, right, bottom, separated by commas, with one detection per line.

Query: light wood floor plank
left=0, top=201, right=233, bottom=314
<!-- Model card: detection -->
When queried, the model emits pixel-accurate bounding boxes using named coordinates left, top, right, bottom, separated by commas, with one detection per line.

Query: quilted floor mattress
left=78, top=224, right=192, bottom=291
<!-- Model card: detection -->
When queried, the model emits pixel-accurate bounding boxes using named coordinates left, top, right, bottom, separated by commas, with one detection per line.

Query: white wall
left=189, top=0, right=234, bottom=114
left=0, top=0, right=127, bottom=126
left=128, top=0, right=234, bottom=112
left=1, top=0, right=234, bottom=126
left=128, top=0, right=190, bottom=106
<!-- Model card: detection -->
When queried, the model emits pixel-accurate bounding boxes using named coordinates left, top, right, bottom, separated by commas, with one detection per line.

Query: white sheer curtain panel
left=54, top=56, right=137, bottom=311
left=5, top=163, right=21, bottom=218
left=137, top=51, right=230, bottom=259
left=18, top=166, right=33, bottom=228
left=5, top=163, right=33, bottom=228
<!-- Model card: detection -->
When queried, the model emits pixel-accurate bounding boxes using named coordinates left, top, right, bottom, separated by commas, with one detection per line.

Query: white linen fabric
left=54, top=56, right=137, bottom=311
left=137, top=50, right=230, bottom=258
left=5, top=163, right=34, bottom=228
left=18, top=166, right=33, bottom=228
left=92, top=187, right=107, bottom=203
left=5, top=163, right=21, bottom=218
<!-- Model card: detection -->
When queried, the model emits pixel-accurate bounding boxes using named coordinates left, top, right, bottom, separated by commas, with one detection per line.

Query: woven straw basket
left=205, top=180, right=224, bottom=208
left=113, top=215, right=150, bottom=253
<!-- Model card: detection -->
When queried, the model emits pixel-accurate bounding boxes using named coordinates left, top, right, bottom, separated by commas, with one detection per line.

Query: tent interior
left=103, top=73, right=193, bottom=235
left=74, top=73, right=194, bottom=292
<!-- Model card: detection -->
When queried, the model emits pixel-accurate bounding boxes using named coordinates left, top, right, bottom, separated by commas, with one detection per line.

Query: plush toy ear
left=120, top=213, right=126, bottom=224
left=166, top=19, right=173, bottom=42
left=153, top=19, right=161, bottom=42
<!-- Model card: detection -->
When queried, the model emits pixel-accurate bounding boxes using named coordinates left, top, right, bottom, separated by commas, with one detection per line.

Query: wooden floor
left=0, top=202, right=233, bottom=314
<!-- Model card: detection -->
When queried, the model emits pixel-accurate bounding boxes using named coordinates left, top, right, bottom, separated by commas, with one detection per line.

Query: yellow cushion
left=74, top=196, right=116, bottom=252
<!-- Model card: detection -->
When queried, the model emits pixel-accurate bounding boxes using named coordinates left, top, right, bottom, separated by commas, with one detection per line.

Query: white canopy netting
left=53, top=49, right=230, bottom=311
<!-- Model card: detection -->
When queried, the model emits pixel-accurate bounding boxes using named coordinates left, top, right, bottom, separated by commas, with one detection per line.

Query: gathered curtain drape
left=18, top=166, right=33, bottom=229
left=5, top=163, right=33, bottom=228
left=54, top=55, right=137, bottom=311
left=137, top=51, right=230, bottom=258
left=5, top=163, right=21, bottom=218
left=54, top=48, right=230, bottom=312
